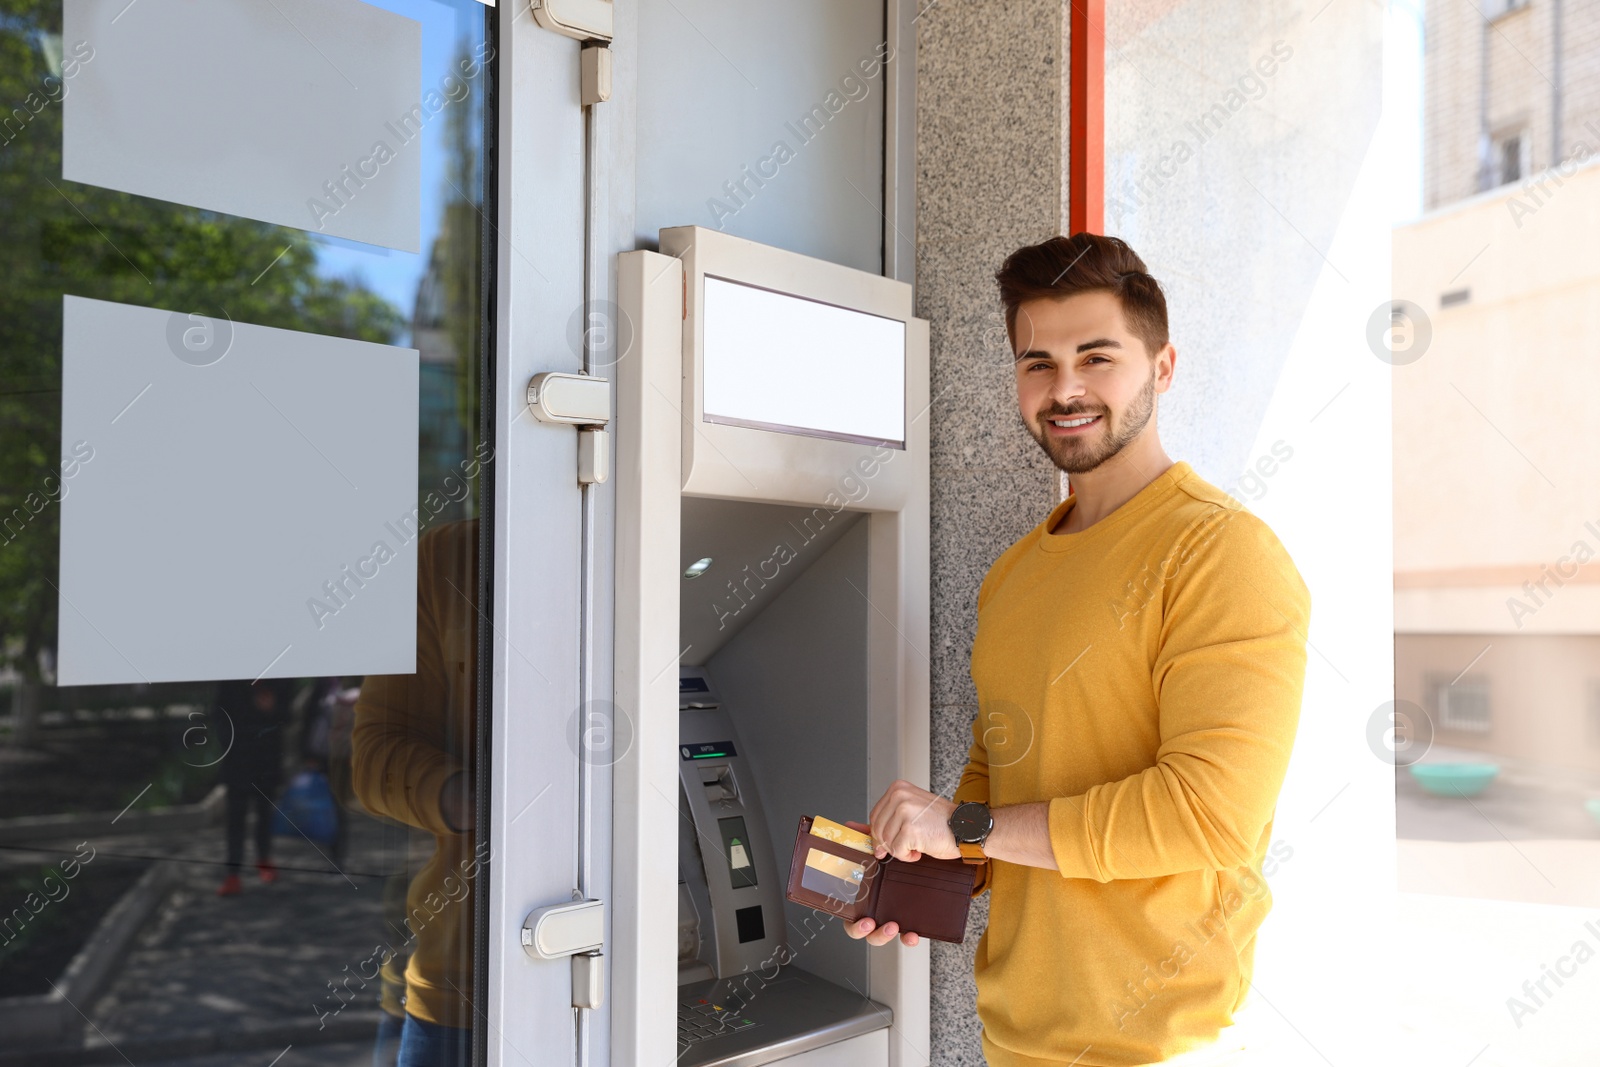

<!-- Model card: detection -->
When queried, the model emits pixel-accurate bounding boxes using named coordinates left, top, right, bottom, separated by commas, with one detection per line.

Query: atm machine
left=674, top=665, right=887, bottom=1064
left=613, top=227, right=933, bottom=1066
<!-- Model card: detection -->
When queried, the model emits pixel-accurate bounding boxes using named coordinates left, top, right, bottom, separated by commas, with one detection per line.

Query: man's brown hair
left=995, top=233, right=1169, bottom=357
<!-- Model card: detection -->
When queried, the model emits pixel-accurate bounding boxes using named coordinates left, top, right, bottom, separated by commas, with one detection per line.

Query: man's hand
left=838, top=820, right=920, bottom=947
left=844, top=915, right=920, bottom=947
left=868, top=779, right=959, bottom=862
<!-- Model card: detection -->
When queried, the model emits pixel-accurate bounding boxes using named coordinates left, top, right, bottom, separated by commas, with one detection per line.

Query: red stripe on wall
left=1069, top=0, right=1105, bottom=236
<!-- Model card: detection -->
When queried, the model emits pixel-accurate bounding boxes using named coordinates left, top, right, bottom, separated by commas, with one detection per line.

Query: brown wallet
left=783, top=814, right=979, bottom=944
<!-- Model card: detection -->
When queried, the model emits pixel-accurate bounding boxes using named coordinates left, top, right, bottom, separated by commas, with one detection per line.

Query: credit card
left=809, top=815, right=874, bottom=855
left=801, top=847, right=867, bottom=904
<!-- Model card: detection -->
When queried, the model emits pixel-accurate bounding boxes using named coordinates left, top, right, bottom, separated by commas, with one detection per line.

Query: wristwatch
left=948, top=800, right=993, bottom=865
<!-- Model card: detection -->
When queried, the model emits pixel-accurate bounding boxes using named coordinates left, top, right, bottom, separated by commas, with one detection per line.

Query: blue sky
left=306, top=0, right=485, bottom=341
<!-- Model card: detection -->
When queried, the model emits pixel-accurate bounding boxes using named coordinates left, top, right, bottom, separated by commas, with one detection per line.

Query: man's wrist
left=983, top=801, right=1059, bottom=871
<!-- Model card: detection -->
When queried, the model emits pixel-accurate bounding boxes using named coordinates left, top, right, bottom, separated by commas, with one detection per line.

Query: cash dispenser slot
left=702, top=764, right=740, bottom=806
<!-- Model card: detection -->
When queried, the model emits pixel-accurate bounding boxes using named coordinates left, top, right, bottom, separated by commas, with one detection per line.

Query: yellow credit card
left=810, top=815, right=874, bottom=854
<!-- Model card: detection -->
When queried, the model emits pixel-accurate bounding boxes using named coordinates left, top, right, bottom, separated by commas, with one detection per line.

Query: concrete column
left=914, top=2, right=1072, bottom=1059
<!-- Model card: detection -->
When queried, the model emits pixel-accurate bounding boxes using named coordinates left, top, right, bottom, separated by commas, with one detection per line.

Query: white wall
left=1105, top=2, right=1395, bottom=1061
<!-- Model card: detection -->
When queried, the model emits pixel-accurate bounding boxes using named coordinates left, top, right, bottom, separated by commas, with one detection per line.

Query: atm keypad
left=676, top=997, right=758, bottom=1047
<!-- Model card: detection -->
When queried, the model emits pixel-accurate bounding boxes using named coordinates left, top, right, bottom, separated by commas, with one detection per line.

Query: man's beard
left=1025, top=369, right=1156, bottom=475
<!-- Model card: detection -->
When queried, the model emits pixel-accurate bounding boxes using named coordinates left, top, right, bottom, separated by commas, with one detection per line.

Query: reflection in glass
left=354, top=517, right=482, bottom=1062
left=0, top=2, right=492, bottom=1065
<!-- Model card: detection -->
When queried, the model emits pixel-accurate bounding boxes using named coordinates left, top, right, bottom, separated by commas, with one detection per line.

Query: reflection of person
left=851, top=234, right=1310, bottom=1067
left=215, top=678, right=292, bottom=897
left=299, top=677, right=356, bottom=864
left=370, top=861, right=417, bottom=1067
left=352, top=518, right=479, bottom=1067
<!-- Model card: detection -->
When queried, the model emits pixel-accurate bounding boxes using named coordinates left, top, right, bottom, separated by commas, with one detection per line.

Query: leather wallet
left=783, top=814, right=979, bottom=943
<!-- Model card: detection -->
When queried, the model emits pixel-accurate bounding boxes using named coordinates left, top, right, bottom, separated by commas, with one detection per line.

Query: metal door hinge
left=577, top=425, right=609, bottom=484
left=526, top=372, right=611, bottom=484
left=581, top=46, right=612, bottom=106
left=572, top=950, right=604, bottom=1010
left=531, top=0, right=613, bottom=43
left=522, top=899, right=607, bottom=1010
left=526, top=371, right=608, bottom=425
left=522, top=897, right=605, bottom=957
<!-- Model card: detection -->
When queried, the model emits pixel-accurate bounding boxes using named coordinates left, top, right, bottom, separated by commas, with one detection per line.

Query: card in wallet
left=784, top=813, right=979, bottom=944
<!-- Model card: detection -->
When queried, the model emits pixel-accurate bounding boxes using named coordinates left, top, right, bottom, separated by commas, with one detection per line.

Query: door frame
left=483, top=5, right=607, bottom=1065
left=484, top=0, right=921, bottom=1060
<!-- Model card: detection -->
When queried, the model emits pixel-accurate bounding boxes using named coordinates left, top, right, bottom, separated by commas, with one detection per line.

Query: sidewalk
left=1391, top=754, right=1600, bottom=1066
left=2, top=811, right=408, bottom=1065
left=1391, top=893, right=1600, bottom=1067
left=1397, top=745, right=1600, bottom=843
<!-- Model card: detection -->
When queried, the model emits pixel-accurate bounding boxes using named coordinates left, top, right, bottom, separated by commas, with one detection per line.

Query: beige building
left=1397, top=0, right=1600, bottom=773
left=1396, top=93, right=1600, bottom=772
left=1424, top=0, right=1600, bottom=211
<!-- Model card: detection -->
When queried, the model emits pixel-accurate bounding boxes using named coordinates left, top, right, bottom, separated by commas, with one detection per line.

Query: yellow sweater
left=352, top=518, right=481, bottom=1030
left=954, top=461, right=1310, bottom=1067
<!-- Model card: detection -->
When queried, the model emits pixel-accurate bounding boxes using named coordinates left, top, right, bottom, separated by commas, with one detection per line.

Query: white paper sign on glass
left=58, top=296, right=420, bottom=686
left=701, top=276, right=906, bottom=447
left=63, top=0, right=423, bottom=253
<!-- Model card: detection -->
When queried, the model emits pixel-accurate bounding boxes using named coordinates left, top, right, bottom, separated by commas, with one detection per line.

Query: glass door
left=0, top=2, right=555, bottom=1065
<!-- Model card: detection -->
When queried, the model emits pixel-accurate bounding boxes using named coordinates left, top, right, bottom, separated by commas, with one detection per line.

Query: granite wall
left=914, top=2, right=1072, bottom=1062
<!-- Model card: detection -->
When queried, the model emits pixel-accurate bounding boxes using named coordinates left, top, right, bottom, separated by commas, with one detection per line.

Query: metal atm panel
left=675, top=668, right=889, bottom=1067
left=678, top=709, right=788, bottom=977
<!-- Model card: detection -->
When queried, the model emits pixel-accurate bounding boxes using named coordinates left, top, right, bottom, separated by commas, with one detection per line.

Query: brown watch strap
left=958, top=840, right=986, bottom=864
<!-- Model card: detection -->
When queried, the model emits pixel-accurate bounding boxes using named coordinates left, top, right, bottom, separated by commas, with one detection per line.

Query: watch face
left=951, top=802, right=991, bottom=841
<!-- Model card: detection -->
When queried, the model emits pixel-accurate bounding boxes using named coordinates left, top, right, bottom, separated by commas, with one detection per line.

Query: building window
left=1434, top=676, right=1492, bottom=734
left=1486, top=0, right=1530, bottom=18
left=1493, top=130, right=1528, bottom=187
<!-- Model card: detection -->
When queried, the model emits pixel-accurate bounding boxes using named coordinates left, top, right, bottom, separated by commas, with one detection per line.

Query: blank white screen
left=702, top=276, right=906, bottom=445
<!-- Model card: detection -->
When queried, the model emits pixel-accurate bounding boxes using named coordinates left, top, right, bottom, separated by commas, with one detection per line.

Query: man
left=846, top=233, right=1310, bottom=1067
left=352, top=517, right=482, bottom=1067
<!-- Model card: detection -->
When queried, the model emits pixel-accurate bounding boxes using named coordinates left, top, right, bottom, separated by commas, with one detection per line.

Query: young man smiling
left=845, top=234, right=1311, bottom=1066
